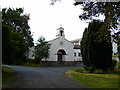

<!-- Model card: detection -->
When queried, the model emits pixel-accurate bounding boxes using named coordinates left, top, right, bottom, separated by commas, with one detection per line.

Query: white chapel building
left=42, top=27, right=82, bottom=63
left=28, top=27, right=82, bottom=63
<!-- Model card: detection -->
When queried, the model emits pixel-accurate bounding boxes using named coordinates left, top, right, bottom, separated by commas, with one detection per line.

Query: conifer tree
left=81, top=20, right=112, bottom=71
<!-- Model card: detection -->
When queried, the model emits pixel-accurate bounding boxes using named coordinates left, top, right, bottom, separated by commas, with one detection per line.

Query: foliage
left=110, top=59, right=118, bottom=70
left=118, top=36, right=120, bottom=61
left=81, top=20, right=112, bottom=71
left=74, top=1, right=120, bottom=62
left=67, top=69, right=119, bottom=88
left=75, top=68, right=88, bottom=73
left=75, top=68, right=104, bottom=74
left=87, top=65, right=96, bottom=73
left=74, top=2, right=120, bottom=42
left=35, top=36, right=50, bottom=64
left=2, top=8, right=34, bottom=65
left=117, top=63, right=120, bottom=68
left=94, top=69, right=104, bottom=74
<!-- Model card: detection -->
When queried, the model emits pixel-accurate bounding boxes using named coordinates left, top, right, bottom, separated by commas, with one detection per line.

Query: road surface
left=3, top=64, right=89, bottom=88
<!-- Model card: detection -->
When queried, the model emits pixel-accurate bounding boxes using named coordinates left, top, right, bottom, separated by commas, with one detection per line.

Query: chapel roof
left=71, top=38, right=81, bottom=43
left=74, top=45, right=80, bottom=49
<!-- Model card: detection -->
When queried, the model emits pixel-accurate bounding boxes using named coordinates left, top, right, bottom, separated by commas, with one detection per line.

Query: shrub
left=76, top=68, right=88, bottom=73
left=117, top=63, right=120, bottom=68
left=110, top=59, right=118, bottom=70
left=88, top=65, right=96, bottom=73
left=94, top=69, right=104, bottom=74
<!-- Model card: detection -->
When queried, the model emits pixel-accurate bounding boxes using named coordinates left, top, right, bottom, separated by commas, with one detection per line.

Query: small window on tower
left=60, top=30, right=63, bottom=36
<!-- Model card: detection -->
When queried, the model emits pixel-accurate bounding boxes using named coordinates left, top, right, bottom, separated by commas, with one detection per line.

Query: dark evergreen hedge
left=81, top=20, right=112, bottom=70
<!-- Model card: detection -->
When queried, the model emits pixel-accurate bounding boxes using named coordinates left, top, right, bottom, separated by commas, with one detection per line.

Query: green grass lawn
left=66, top=68, right=119, bottom=88
left=2, top=66, right=16, bottom=87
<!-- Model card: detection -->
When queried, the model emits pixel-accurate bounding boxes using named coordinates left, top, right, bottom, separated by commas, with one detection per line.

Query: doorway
left=57, top=49, right=66, bottom=63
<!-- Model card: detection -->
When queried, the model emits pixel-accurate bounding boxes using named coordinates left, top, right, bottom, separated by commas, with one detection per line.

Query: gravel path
left=3, top=64, right=89, bottom=88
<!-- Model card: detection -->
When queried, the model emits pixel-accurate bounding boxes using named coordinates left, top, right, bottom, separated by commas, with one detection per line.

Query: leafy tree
left=35, top=36, right=50, bottom=64
left=2, top=8, right=34, bottom=64
left=74, top=2, right=120, bottom=40
left=81, top=20, right=112, bottom=71
left=2, top=8, right=34, bottom=47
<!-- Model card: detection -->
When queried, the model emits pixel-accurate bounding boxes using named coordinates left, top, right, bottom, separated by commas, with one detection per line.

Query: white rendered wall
left=112, top=42, right=118, bottom=54
left=74, top=49, right=82, bottom=61
left=28, top=47, right=35, bottom=59
left=47, top=37, right=74, bottom=61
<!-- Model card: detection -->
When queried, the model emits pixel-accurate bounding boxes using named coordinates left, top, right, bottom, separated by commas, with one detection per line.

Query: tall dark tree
left=35, top=36, right=50, bottom=64
left=74, top=1, right=120, bottom=61
left=2, top=8, right=34, bottom=64
left=81, top=20, right=112, bottom=71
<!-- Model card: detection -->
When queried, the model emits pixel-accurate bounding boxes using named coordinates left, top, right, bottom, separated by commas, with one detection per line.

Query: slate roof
left=74, top=45, right=80, bottom=49
left=71, top=38, right=81, bottom=43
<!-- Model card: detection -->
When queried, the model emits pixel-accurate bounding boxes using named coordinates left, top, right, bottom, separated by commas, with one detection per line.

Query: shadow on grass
left=2, top=66, right=17, bottom=88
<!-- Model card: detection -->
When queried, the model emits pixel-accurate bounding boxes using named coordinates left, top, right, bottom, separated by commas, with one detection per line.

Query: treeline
left=2, top=8, right=34, bottom=65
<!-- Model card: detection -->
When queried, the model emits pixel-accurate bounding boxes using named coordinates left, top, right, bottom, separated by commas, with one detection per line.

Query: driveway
left=3, top=64, right=88, bottom=88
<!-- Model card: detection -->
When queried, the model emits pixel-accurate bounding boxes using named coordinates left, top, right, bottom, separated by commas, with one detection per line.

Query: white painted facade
left=71, top=38, right=82, bottom=61
left=112, top=41, right=118, bottom=55
left=45, top=37, right=74, bottom=61
left=74, top=49, right=82, bottom=61
left=28, top=47, right=35, bottom=59
left=28, top=27, right=82, bottom=62
left=43, top=27, right=75, bottom=62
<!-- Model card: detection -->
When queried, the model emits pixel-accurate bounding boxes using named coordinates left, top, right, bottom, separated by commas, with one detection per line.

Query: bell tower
left=56, top=26, right=65, bottom=38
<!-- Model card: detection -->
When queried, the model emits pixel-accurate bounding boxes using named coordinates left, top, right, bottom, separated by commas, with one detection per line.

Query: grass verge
left=66, top=68, right=119, bottom=88
left=2, top=66, right=16, bottom=87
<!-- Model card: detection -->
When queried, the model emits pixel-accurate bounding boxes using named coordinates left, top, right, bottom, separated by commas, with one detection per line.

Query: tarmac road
left=3, top=64, right=89, bottom=88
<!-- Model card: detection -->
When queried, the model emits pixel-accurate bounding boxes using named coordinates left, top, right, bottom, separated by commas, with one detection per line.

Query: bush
left=88, top=65, right=96, bottom=73
left=94, top=69, right=104, bottom=74
left=75, top=68, right=88, bottom=73
left=117, top=63, right=120, bottom=68
left=110, top=59, right=118, bottom=70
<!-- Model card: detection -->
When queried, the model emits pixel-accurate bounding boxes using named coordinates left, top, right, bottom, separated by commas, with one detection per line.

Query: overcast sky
left=1, top=0, right=98, bottom=43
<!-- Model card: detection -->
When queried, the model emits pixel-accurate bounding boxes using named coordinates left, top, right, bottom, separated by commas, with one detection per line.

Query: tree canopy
left=74, top=1, right=120, bottom=42
left=2, top=8, right=34, bottom=64
left=35, top=36, right=50, bottom=64
left=2, top=8, right=34, bottom=47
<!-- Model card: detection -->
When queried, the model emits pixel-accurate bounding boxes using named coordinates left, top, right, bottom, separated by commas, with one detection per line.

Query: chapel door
left=57, top=49, right=66, bottom=63
left=58, top=54, right=62, bottom=63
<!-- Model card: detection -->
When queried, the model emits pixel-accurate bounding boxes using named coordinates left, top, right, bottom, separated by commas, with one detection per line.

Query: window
left=78, top=53, right=81, bottom=57
left=74, top=52, right=76, bottom=57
